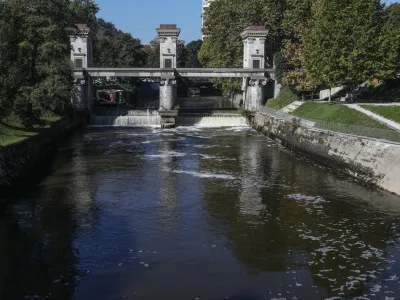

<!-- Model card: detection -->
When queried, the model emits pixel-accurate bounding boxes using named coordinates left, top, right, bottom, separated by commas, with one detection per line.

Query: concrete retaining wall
left=0, top=118, right=82, bottom=207
left=251, top=112, right=400, bottom=195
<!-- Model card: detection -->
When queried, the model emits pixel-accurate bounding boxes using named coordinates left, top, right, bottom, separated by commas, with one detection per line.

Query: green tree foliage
left=199, top=0, right=267, bottom=94
left=70, top=0, right=98, bottom=26
left=185, top=40, right=203, bottom=68
left=177, top=40, right=187, bottom=68
left=93, top=33, right=147, bottom=67
left=303, top=0, right=398, bottom=92
left=273, top=51, right=287, bottom=84
left=145, top=38, right=160, bottom=68
left=0, top=0, right=79, bottom=126
left=384, top=3, right=400, bottom=76
left=0, top=0, right=23, bottom=116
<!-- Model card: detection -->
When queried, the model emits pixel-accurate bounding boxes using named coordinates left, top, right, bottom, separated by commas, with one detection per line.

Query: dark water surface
left=1, top=127, right=400, bottom=300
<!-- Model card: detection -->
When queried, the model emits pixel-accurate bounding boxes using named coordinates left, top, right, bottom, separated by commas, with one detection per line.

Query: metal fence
left=258, top=105, right=400, bottom=144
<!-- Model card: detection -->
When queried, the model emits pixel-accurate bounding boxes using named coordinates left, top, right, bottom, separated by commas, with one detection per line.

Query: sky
left=96, top=0, right=203, bottom=45
left=95, top=0, right=399, bottom=45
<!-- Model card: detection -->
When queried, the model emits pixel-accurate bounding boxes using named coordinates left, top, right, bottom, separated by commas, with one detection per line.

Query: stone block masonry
left=251, top=112, right=400, bottom=196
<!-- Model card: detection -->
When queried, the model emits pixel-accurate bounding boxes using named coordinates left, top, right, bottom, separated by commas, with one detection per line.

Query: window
left=252, top=59, right=260, bottom=69
left=164, top=59, right=172, bottom=68
left=75, top=58, right=83, bottom=68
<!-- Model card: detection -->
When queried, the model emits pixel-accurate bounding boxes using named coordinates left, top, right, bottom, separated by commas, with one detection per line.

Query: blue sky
left=96, top=0, right=399, bottom=45
left=96, top=0, right=203, bottom=45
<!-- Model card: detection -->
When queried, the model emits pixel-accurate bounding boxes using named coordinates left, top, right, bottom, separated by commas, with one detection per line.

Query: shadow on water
left=0, top=129, right=146, bottom=300
left=2, top=127, right=400, bottom=299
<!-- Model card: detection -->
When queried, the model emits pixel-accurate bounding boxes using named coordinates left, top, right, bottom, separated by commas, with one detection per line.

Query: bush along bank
left=0, top=117, right=84, bottom=208
left=250, top=112, right=400, bottom=196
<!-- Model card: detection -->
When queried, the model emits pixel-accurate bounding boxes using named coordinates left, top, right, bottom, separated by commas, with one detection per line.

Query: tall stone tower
left=156, top=24, right=181, bottom=68
left=70, top=24, right=95, bottom=69
left=241, top=26, right=269, bottom=70
left=241, top=26, right=269, bottom=111
left=70, top=24, right=96, bottom=110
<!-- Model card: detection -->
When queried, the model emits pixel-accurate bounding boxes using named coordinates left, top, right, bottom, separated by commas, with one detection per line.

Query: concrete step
left=281, top=101, right=304, bottom=113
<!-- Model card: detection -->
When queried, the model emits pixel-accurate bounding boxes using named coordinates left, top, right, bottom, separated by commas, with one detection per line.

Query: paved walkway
left=346, top=104, right=400, bottom=131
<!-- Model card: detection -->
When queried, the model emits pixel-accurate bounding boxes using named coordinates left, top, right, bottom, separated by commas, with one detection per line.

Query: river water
left=1, top=126, right=400, bottom=300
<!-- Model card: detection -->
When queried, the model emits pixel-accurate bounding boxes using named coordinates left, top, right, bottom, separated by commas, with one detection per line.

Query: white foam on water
left=193, top=144, right=220, bottom=149
left=286, top=194, right=328, bottom=204
left=145, top=152, right=186, bottom=159
left=225, top=126, right=250, bottom=132
left=170, top=169, right=235, bottom=180
left=141, top=139, right=164, bottom=144
left=192, top=154, right=237, bottom=161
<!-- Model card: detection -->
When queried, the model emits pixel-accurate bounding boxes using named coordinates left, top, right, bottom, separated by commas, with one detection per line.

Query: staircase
left=280, top=101, right=305, bottom=114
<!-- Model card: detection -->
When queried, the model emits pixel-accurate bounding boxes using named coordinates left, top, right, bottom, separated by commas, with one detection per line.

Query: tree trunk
left=329, top=88, right=331, bottom=102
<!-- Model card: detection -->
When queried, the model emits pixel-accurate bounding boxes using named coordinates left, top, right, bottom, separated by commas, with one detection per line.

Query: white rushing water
left=90, top=111, right=247, bottom=128
left=177, top=113, right=247, bottom=127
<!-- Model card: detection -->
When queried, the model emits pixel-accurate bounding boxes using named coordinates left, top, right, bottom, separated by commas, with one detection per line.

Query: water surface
left=1, top=126, right=400, bottom=300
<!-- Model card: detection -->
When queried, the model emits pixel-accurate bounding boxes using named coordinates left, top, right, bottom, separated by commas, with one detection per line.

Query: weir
left=71, top=24, right=276, bottom=128
left=89, top=110, right=246, bottom=127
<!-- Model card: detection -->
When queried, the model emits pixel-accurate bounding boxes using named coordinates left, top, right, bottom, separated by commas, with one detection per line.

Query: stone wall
left=0, top=118, right=82, bottom=207
left=251, top=112, right=400, bottom=196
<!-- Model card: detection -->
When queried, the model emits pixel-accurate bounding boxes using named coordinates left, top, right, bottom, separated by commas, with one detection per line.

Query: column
left=246, top=79, right=268, bottom=111
left=159, top=78, right=177, bottom=110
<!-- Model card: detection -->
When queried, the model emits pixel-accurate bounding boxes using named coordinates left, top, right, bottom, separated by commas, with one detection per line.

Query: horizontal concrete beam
left=75, top=68, right=274, bottom=78
left=176, top=68, right=273, bottom=78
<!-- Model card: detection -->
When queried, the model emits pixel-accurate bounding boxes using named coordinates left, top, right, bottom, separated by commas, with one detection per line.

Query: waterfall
left=90, top=110, right=161, bottom=127
left=176, top=113, right=247, bottom=127
left=90, top=111, right=247, bottom=128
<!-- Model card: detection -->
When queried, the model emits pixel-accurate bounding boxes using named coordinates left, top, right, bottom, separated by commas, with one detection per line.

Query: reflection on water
left=2, top=127, right=400, bottom=299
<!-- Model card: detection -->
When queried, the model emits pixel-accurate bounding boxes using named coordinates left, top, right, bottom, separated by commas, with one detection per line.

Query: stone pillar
left=240, top=26, right=269, bottom=110
left=159, top=78, right=178, bottom=128
left=246, top=79, right=268, bottom=111
left=159, top=78, right=177, bottom=110
left=70, top=24, right=96, bottom=110
left=156, top=24, right=181, bottom=68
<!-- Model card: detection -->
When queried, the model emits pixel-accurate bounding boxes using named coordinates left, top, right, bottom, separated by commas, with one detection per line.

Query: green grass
left=291, top=102, right=388, bottom=128
left=267, top=86, right=298, bottom=109
left=291, top=102, right=400, bottom=142
left=0, top=114, right=61, bottom=147
left=361, top=105, right=400, bottom=124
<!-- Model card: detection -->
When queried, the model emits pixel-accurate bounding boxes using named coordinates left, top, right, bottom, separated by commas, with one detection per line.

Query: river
left=1, top=126, right=400, bottom=300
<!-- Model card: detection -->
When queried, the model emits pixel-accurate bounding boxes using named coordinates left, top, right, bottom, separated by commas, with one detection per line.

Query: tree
left=185, top=40, right=203, bottom=68
left=273, top=51, right=287, bottom=84
left=302, top=0, right=397, bottom=95
left=144, top=38, right=160, bottom=68
left=70, top=0, right=98, bottom=26
left=0, top=0, right=77, bottom=125
left=382, top=3, right=400, bottom=77
left=93, top=33, right=146, bottom=67
left=0, top=0, right=24, bottom=116
left=279, top=0, right=321, bottom=94
left=199, top=0, right=266, bottom=94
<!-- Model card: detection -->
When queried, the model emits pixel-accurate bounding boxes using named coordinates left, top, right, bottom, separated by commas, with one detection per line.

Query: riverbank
left=250, top=111, right=400, bottom=196
left=0, top=117, right=84, bottom=207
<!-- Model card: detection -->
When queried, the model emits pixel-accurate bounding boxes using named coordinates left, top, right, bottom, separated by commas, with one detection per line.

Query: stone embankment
left=250, top=112, right=400, bottom=196
left=0, top=118, right=82, bottom=207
